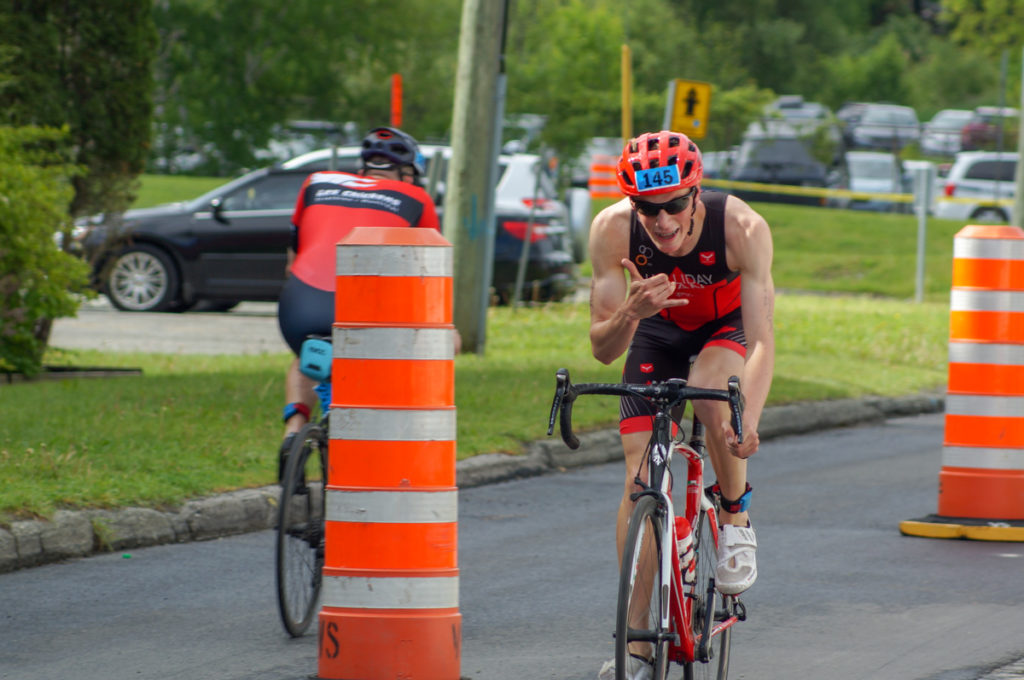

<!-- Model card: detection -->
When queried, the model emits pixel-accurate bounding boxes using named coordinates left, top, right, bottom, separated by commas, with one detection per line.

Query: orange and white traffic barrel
left=319, top=226, right=460, bottom=679
left=588, top=153, right=623, bottom=200
left=901, top=224, right=1024, bottom=541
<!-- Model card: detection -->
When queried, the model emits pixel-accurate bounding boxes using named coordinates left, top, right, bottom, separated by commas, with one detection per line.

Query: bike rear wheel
left=684, top=504, right=732, bottom=680
left=615, top=494, right=671, bottom=680
left=276, top=421, right=327, bottom=637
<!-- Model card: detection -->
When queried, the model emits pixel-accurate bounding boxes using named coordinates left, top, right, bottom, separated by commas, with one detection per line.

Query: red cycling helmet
left=616, top=130, right=703, bottom=196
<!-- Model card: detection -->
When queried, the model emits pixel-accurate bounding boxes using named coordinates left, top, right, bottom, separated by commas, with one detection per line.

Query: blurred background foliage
left=87, top=0, right=1024, bottom=178
left=5, top=0, right=1021, bottom=184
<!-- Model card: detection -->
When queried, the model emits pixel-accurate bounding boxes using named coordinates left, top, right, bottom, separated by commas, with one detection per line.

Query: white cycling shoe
left=716, top=524, right=757, bottom=595
left=597, top=654, right=653, bottom=680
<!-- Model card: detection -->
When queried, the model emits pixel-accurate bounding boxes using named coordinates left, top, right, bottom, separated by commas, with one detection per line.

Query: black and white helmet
left=360, top=126, right=425, bottom=176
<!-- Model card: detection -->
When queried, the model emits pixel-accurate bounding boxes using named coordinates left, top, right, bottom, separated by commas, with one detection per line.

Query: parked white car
left=848, top=103, right=921, bottom=150
left=934, top=151, right=1017, bottom=223
left=919, top=109, right=974, bottom=156
left=833, top=151, right=905, bottom=212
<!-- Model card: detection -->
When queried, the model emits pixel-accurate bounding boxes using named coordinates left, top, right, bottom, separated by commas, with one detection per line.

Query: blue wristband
left=282, top=402, right=311, bottom=423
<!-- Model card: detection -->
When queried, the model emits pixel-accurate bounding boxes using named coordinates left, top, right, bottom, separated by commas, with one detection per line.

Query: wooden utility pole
left=444, top=0, right=508, bottom=353
left=1014, top=47, right=1024, bottom=227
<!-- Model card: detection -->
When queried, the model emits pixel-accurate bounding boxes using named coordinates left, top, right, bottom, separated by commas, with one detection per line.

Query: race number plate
left=635, top=164, right=681, bottom=193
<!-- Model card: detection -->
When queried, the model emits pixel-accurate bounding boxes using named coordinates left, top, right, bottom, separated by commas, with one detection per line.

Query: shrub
left=0, top=125, right=92, bottom=375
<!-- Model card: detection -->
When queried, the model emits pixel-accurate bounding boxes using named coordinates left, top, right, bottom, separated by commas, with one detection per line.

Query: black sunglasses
left=631, top=190, right=695, bottom=217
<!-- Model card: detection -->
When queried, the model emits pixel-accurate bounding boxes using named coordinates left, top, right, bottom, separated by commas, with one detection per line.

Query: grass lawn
left=0, top=176, right=958, bottom=521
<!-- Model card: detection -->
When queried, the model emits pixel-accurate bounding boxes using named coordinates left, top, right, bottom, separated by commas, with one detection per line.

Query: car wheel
left=105, top=245, right=181, bottom=312
left=969, top=207, right=1009, bottom=223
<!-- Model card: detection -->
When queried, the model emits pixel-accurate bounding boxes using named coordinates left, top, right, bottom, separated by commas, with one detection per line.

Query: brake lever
left=548, top=368, right=569, bottom=436
left=727, top=376, right=745, bottom=444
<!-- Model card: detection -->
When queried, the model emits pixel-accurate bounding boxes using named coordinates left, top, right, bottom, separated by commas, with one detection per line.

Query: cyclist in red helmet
left=591, top=129, right=775, bottom=680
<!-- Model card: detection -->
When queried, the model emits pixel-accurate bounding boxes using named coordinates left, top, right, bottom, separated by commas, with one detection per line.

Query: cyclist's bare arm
left=723, top=196, right=776, bottom=458
left=588, top=200, right=688, bottom=365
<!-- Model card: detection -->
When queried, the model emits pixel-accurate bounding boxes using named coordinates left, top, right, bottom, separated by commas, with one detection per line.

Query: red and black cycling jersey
left=289, top=171, right=440, bottom=291
left=628, top=190, right=740, bottom=331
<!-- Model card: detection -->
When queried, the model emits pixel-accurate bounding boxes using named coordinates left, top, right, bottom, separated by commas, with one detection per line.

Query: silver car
left=920, top=109, right=974, bottom=156
left=849, top=104, right=921, bottom=150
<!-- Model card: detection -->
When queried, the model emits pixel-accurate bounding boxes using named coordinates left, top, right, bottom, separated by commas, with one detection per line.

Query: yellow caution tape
left=701, top=178, right=1015, bottom=207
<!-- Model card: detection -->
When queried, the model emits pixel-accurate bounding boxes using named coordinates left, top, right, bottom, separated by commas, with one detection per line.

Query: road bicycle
left=547, top=368, right=747, bottom=680
left=276, top=335, right=332, bottom=637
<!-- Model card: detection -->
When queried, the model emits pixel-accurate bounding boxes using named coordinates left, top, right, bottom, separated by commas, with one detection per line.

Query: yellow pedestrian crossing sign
left=667, top=79, right=711, bottom=139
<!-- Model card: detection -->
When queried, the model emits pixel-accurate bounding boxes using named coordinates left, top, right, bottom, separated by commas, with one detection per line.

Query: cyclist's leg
left=687, top=345, right=748, bottom=527
left=276, top=276, right=334, bottom=477
left=616, top=431, right=650, bottom=560
left=685, top=309, right=749, bottom=525
left=688, top=332, right=757, bottom=595
left=284, top=358, right=317, bottom=435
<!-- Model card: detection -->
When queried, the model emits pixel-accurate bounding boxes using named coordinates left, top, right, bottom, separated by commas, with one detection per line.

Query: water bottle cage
left=710, top=482, right=752, bottom=513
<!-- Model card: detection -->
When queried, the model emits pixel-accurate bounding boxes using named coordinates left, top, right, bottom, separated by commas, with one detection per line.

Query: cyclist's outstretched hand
left=621, top=258, right=689, bottom=318
left=723, top=420, right=760, bottom=459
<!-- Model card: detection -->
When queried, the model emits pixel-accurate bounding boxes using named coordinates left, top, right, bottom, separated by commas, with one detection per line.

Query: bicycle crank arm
left=625, top=628, right=678, bottom=644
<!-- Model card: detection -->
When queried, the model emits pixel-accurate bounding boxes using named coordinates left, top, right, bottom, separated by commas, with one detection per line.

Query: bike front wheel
left=276, top=422, right=327, bottom=637
left=684, top=505, right=732, bottom=680
left=615, top=494, right=671, bottom=680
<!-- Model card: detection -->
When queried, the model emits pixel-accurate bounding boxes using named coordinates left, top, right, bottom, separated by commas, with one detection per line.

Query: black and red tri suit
left=620, top=190, right=747, bottom=434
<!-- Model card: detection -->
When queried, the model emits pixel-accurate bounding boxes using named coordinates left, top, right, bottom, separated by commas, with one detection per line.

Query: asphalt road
left=2, top=413, right=1023, bottom=680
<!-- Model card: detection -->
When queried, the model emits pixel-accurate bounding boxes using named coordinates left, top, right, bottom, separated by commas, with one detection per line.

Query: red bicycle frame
left=666, top=441, right=741, bottom=665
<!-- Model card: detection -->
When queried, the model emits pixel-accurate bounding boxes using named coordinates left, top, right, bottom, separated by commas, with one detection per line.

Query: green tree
left=505, top=0, right=626, bottom=161
left=942, top=0, right=1024, bottom=59
left=820, top=32, right=912, bottom=107
left=151, top=0, right=460, bottom=174
left=0, top=0, right=157, bottom=218
left=0, top=125, right=91, bottom=375
left=906, top=40, right=1001, bottom=117
left=702, top=84, right=777, bottom=152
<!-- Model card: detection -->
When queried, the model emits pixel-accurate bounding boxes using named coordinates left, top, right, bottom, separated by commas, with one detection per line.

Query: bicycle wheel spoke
left=616, top=495, right=671, bottom=680
left=684, top=507, right=732, bottom=680
left=276, top=423, right=327, bottom=637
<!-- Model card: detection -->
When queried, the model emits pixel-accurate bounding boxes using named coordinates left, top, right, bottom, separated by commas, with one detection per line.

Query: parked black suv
left=726, top=136, right=828, bottom=206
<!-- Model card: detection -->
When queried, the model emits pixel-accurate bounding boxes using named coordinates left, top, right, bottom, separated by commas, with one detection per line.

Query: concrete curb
left=0, top=393, right=944, bottom=573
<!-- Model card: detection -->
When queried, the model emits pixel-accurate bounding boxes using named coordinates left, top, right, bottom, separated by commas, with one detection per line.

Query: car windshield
left=779, top=104, right=827, bottom=120
left=849, top=157, right=897, bottom=180
left=930, top=110, right=972, bottom=127
left=862, top=108, right=916, bottom=125
left=737, top=138, right=817, bottom=166
left=977, top=112, right=1016, bottom=124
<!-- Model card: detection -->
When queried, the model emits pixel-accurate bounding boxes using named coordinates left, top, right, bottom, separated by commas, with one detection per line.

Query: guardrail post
left=901, top=224, right=1024, bottom=541
left=319, top=226, right=459, bottom=679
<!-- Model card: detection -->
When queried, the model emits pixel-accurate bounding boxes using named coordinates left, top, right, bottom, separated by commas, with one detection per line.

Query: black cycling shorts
left=277, top=275, right=334, bottom=356
left=619, top=308, right=746, bottom=434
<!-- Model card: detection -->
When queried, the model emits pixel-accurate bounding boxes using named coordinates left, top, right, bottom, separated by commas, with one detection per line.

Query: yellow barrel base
left=900, top=515, right=1024, bottom=542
